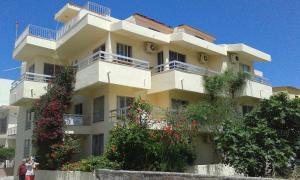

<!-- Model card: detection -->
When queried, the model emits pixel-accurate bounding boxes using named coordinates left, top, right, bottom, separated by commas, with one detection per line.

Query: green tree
left=0, top=147, right=15, bottom=162
left=216, top=93, right=300, bottom=177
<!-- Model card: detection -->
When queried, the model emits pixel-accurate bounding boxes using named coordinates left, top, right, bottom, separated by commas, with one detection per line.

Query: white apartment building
left=10, top=1, right=272, bottom=174
left=0, top=79, right=18, bottom=149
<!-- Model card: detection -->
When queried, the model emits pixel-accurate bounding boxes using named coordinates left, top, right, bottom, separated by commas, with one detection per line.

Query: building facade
left=11, top=1, right=272, bottom=173
left=0, top=79, right=18, bottom=149
left=273, top=86, right=300, bottom=99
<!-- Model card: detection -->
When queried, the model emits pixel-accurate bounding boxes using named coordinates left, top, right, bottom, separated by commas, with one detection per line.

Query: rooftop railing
left=76, top=51, right=150, bottom=70
left=15, top=25, right=56, bottom=48
left=15, top=1, right=111, bottom=46
left=11, top=72, right=53, bottom=90
left=152, top=60, right=218, bottom=76
left=84, top=1, right=111, bottom=17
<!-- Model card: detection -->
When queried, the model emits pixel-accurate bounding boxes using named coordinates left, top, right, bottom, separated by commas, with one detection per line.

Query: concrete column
left=163, top=46, right=169, bottom=70
left=105, top=32, right=113, bottom=61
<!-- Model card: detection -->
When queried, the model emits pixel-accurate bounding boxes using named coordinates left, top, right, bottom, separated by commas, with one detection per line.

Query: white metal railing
left=64, top=114, right=90, bottom=126
left=15, top=1, right=111, bottom=45
left=84, top=1, right=111, bottom=17
left=15, top=25, right=56, bottom=48
left=10, top=72, right=53, bottom=90
left=56, top=15, right=80, bottom=40
left=76, top=51, right=150, bottom=70
left=249, top=73, right=271, bottom=85
left=152, top=60, right=218, bottom=76
left=7, top=127, right=17, bottom=136
left=56, top=1, right=111, bottom=40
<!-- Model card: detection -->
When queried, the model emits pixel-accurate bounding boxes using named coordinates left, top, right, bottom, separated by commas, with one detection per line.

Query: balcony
left=13, top=25, right=57, bottom=60
left=63, top=114, right=92, bottom=134
left=13, top=1, right=111, bottom=60
left=10, top=72, right=53, bottom=105
left=75, top=51, right=151, bottom=91
left=239, top=74, right=272, bottom=99
left=7, top=127, right=17, bottom=136
left=149, top=61, right=218, bottom=94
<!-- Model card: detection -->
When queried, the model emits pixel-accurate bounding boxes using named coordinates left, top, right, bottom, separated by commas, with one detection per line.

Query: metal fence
left=76, top=51, right=149, bottom=70
left=11, top=72, right=53, bottom=90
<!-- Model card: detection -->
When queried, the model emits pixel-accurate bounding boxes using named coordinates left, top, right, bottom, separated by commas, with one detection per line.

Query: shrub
left=215, top=93, right=300, bottom=177
left=62, top=156, right=120, bottom=172
left=0, top=147, right=15, bottom=161
left=105, top=98, right=196, bottom=172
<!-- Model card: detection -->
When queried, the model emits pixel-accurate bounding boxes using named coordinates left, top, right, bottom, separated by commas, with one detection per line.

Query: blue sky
left=0, top=0, right=299, bottom=88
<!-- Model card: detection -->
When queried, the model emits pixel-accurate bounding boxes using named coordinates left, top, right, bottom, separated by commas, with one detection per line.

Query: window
left=169, top=51, right=186, bottom=69
left=117, top=96, right=134, bottom=117
left=24, top=139, right=31, bottom=158
left=92, top=134, right=104, bottom=156
left=74, top=103, right=83, bottom=115
left=93, top=96, right=105, bottom=123
left=44, top=63, right=63, bottom=76
left=25, top=110, right=33, bottom=130
left=242, top=105, right=253, bottom=116
left=157, top=51, right=164, bottom=72
left=240, top=64, right=251, bottom=73
left=169, top=51, right=186, bottom=62
left=0, top=117, right=7, bottom=134
left=117, top=43, right=132, bottom=63
left=171, top=99, right=189, bottom=110
left=93, top=44, right=106, bottom=60
left=28, top=64, right=35, bottom=80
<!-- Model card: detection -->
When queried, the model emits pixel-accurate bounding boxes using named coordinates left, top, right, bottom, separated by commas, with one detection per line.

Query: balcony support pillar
left=105, top=32, right=113, bottom=62
left=163, top=46, right=169, bottom=70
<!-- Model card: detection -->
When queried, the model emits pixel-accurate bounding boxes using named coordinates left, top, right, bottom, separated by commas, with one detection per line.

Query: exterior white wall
left=0, top=79, right=13, bottom=106
left=10, top=81, right=48, bottom=105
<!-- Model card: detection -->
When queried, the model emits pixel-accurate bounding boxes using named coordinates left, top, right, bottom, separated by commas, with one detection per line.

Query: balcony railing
left=64, top=114, right=90, bottom=126
left=7, top=127, right=17, bottom=136
left=76, top=51, right=150, bottom=70
left=15, top=1, right=111, bottom=46
left=249, top=73, right=271, bottom=86
left=152, top=60, right=218, bottom=76
left=84, top=1, right=111, bottom=17
left=15, top=25, right=56, bottom=48
left=11, top=72, right=53, bottom=90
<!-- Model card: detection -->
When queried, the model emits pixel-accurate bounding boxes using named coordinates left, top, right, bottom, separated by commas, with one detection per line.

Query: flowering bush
left=32, top=67, right=77, bottom=170
left=105, top=98, right=196, bottom=172
left=63, top=98, right=196, bottom=172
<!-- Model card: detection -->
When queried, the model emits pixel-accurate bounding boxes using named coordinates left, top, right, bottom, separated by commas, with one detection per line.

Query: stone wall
left=35, top=170, right=96, bottom=180
left=95, top=169, right=280, bottom=180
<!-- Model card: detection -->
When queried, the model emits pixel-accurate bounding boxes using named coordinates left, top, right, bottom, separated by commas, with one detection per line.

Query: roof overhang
left=55, top=3, right=81, bottom=23
left=222, top=43, right=271, bottom=62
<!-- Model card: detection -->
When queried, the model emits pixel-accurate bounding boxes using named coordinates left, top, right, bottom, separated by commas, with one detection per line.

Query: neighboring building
left=0, top=106, right=18, bottom=148
left=0, top=79, right=18, bottom=149
left=273, top=86, right=300, bottom=99
left=0, top=79, right=13, bottom=106
left=11, top=1, right=272, bottom=174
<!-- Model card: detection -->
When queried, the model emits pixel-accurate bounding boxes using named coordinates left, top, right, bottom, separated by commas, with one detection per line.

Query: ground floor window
left=242, top=105, right=253, bottom=116
left=93, top=96, right=105, bottom=123
left=92, top=134, right=104, bottom=156
left=24, top=139, right=31, bottom=158
left=171, top=99, right=189, bottom=110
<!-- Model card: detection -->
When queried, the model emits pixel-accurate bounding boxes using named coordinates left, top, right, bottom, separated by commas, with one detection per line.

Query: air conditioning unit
left=198, top=53, right=209, bottom=64
left=144, top=42, right=158, bottom=53
left=230, top=53, right=239, bottom=64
